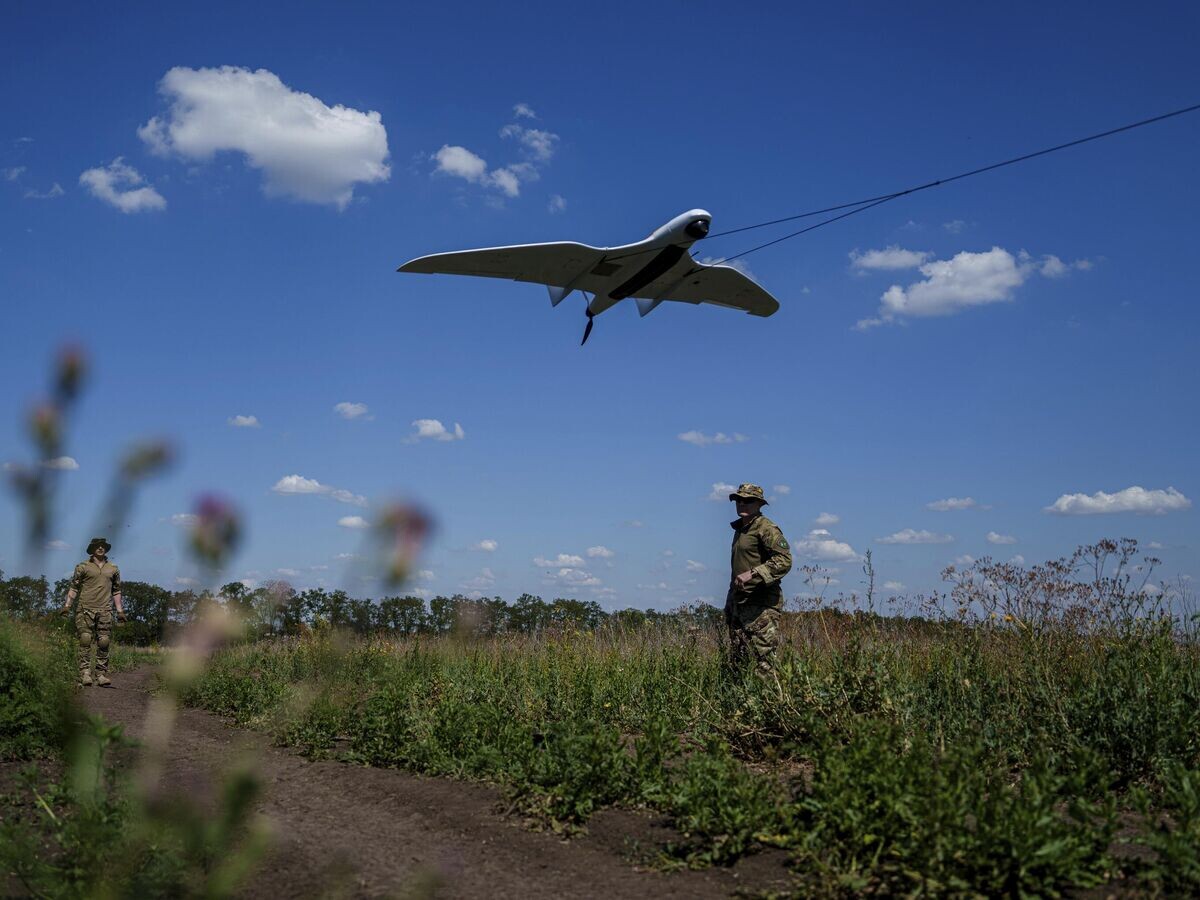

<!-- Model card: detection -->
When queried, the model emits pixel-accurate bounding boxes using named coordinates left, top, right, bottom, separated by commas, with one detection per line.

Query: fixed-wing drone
left=397, top=210, right=780, bottom=344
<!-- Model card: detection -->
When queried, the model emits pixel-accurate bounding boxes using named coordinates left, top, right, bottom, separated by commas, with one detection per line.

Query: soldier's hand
left=59, top=606, right=71, bottom=619
left=734, top=570, right=755, bottom=589
left=117, top=611, right=128, bottom=624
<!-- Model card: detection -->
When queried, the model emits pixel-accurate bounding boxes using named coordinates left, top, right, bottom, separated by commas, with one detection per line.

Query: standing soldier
left=60, top=537, right=126, bottom=687
left=725, top=484, right=792, bottom=676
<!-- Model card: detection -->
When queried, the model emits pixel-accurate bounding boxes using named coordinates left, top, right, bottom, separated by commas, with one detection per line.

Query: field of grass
left=180, top=590, right=1200, bottom=896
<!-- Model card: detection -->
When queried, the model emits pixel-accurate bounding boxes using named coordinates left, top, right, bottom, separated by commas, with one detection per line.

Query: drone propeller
left=581, top=307, right=595, bottom=346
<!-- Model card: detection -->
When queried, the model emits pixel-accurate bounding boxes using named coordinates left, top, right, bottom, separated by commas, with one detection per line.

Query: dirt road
left=83, top=668, right=793, bottom=898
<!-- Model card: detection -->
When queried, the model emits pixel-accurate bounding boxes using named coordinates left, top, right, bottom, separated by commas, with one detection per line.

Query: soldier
left=725, top=484, right=792, bottom=676
left=60, top=537, right=126, bottom=687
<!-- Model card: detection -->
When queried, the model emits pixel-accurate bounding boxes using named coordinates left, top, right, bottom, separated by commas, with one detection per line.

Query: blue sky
left=2, top=1, right=1197, bottom=610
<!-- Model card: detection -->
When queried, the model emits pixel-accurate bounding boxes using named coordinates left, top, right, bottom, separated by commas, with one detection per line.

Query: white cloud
left=587, top=546, right=614, bottom=559
left=877, top=528, right=954, bottom=545
left=856, top=247, right=1031, bottom=329
left=812, top=513, right=839, bottom=527
left=176, top=576, right=200, bottom=587
left=680, top=431, right=748, bottom=447
left=473, top=539, right=498, bottom=552
left=1045, top=486, right=1191, bottom=516
left=513, top=103, right=537, bottom=119
left=433, top=146, right=526, bottom=198
left=43, top=456, right=78, bottom=470
left=276, top=568, right=301, bottom=577
left=883, top=580, right=905, bottom=590
left=170, top=513, right=198, bottom=527
left=544, top=567, right=601, bottom=587
left=79, top=158, right=166, bottom=213
left=547, top=194, right=567, bottom=214
left=1010, top=554, right=1026, bottom=566
left=850, top=246, right=930, bottom=271
left=954, top=554, right=976, bottom=567
left=45, top=539, right=69, bottom=551
left=943, top=220, right=966, bottom=234
left=685, top=559, right=707, bottom=572
left=334, top=401, right=370, bottom=420
left=499, top=123, right=559, bottom=162
left=927, top=496, right=979, bottom=512
left=4, top=166, right=25, bottom=181
left=25, top=183, right=64, bottom=200
left=772, top=484, right=791, bottom=495
left=408, top=419, right=465, bottom=442
left=416, top=569, right=434, bottom=581
left=534, top=553, right=586, bottom=568
left=794, top=529, right=860, bottom=561
left=272, top=474, right=366, bottom=506
left=338, top=515, right=369, bottom=529
left=1039, top=255, right=1093, bottom=278
left=708, top=482, right=737, bottom=501
left=227, top=414, right=260, bottom=428
left=986, top=531, right=1017, bottom=545
left=140, top=66, right=389, bottom=209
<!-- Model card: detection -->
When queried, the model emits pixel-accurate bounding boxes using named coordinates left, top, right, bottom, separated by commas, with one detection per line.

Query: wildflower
left=1003, top=614, right=1014, bottom=622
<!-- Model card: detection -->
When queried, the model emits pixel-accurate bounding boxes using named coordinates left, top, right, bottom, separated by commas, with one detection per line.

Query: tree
left=2, top=575, right=49, bottom=619
left=120, top=580, right=172, bottom=644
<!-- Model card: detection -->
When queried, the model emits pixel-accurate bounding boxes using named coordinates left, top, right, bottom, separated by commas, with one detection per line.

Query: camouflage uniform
left=725, top=484, right=792, bottom=675
left=69, top=546, right=121, bottom=679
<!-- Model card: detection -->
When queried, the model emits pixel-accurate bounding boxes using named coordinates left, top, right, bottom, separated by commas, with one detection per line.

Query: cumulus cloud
left=1045, top=486, right=1191, bottom=516
left=1039, top=255, right=1094, bottom=278
left=814, top=512, right=840, bottom=526
left=79, top=158, right=166, bottom=213
left=850, top=246, right=930, bottom=271
left=472, top=539, right=498, bottom=552
left=708, top=482, right=737, bottom=501
left=547, top=194, right=567, bottom=214
left=587, top=546, right=614, bottom=559
left=883, top=580, right=906, bottom=590
left=927, top=496, right=980, bottom=512
left=45, top=539, right=69, bottom=551
left=338, top=515, right=369, bottom=529
left=680, top=431, right=748, bottom=447
left=170, top=513, right=198, bottom=526
left=544, top=567, right=601, bottom=588
left=271, top=474, right=367, bottom=506
left=943, top=220, right=966, bottom=234
left=686, top=560, right=707, bottom=572
left=513, top=103, right=537, bottom=119
left=793, top=529, right=860, bottom=561
left=855, top=247, right=1031, bottom=329
left=139, top=66, right=389, bottom=209
left=877, top=528, right=954, bottom=545
left=227, top=414, right=260, bottom=428
left=334, top=401, right=370, bottom=420
left=407, top=419, right=465, bottom=442
left=4, top=166, right=25, bottom=181
left=534, top=553, right=586, bottom=568
left=43, top=456, right=78, bottom=470
left=499, top=123, right=559, bottom=162
left=433, top=145, right=528, bottom=199
left=772, top=485, right=791, bottom=495
left=986, top=531, right=1017, bottom=545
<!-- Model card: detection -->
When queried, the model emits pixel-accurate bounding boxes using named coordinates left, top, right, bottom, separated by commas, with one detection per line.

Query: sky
left=2, top=1, right=1197, bottom=611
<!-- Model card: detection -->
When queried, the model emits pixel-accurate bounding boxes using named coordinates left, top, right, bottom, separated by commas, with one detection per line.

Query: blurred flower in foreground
left=372, top=502, right=433, bottom=588
left=119, top=440, right=175, bottom=481
left=53, top=343, right=87, bottom=406
left=28, top=404, right=63, bottom=458
left=188, top=494, right=242, bottom=571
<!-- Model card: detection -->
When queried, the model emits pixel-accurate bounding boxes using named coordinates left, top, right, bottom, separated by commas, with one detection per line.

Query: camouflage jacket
left=70, top=559, right=121, bottom=610
left=727, top=514, right=792, bottom=607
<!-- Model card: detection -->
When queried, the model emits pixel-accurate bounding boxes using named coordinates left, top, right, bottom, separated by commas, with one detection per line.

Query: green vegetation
left=173, top=540, right=1200, bottom=894
left=0, top=619, right=263, bottom=897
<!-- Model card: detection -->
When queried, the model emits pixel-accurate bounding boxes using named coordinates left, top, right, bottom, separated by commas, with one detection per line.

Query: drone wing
left=398, top=241, right=610, bottom=291
left=657, top=260, right=780, bottom=317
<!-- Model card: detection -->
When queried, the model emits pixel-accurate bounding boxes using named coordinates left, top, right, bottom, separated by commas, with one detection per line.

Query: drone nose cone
left=685, top=218, right=710, bottom=239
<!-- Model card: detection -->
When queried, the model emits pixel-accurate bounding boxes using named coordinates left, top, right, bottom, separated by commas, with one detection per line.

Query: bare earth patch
left=82, top=667, right=794, bottom=898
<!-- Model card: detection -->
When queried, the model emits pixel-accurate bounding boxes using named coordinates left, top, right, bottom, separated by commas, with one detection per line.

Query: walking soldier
left=60, top=537, right=126, bottom=687
left=725, top=484, right=792, bottom=676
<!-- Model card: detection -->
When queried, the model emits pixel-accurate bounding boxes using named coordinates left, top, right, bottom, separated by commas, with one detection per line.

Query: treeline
left=0, top=571, right=723, bottom=645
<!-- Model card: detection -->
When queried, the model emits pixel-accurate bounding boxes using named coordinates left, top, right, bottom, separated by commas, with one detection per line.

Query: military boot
left=95, top=674, right=112, bottom=688
left=79, top=671, right=93, bottom=687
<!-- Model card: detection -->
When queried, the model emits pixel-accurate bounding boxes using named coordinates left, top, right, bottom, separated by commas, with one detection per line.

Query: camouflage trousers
left=725, top=599, right=781, bottom=676
left=76, top=607, right=112, bottom=675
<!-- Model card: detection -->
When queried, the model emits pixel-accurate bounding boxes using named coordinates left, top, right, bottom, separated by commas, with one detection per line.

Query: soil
left=81, top=667, right=796, bottom=899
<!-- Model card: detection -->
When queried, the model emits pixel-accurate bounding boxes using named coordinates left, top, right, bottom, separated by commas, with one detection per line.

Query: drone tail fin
left=635, top=297, right=665, bottom=318
left=548, top=285, right=571, bottom=307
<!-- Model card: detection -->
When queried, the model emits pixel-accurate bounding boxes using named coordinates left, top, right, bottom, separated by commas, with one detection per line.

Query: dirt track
left=82, top=668, right=793, bottom=898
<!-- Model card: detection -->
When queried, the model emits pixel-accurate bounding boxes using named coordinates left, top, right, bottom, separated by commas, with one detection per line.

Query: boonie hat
left=86, top=537, right=112, bottom=555
left=728, top=483, right=768, bottom=504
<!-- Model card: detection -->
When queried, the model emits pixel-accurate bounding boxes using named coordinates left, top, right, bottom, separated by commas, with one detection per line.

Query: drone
left=398, top=210, right=778, bottom=345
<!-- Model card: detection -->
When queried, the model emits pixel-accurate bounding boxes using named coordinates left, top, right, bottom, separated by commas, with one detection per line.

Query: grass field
left=179, top=580, right=1200, bottom=896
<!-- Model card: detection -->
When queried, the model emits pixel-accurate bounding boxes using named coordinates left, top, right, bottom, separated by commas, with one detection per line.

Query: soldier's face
left=734, top=498, right=764, bottom=518
left=93, top=545, right=107, bottom=559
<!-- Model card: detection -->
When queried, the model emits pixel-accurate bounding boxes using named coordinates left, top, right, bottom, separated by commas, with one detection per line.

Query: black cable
left=703, top=101, right=1200, bottom=260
